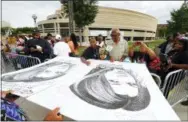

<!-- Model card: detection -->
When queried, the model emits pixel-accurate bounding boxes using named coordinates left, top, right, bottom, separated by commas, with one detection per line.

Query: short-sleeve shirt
left=53, top=42, right=71, bottom=57
left=1, top=98, right=28, bottom=121
left=81, top=46, right=100, bottom=60
left=106, top=39, right=128, bottom=61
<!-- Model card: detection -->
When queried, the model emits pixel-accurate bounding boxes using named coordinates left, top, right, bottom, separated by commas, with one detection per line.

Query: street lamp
left=32, top=14, right=37, bottom=27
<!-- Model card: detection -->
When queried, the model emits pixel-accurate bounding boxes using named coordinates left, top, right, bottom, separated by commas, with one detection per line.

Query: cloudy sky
left=2, top=1, right=184, bottom=28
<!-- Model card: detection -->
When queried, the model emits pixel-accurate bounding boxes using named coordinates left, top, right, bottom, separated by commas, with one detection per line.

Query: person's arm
left=80, top=48, right=91, bottom=65
left=43, top=40, right=52, bottom=55
left=68, top=41, right=75, bottom=53
left=24, top=40, right=31, bottom=55
left=141, top=42, right=157, bottom=60
left=80, top=57, right=91, bottom=65
left=171, top=64, right=188, bottom=70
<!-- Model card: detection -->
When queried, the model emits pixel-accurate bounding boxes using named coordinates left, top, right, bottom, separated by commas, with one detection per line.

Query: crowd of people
left=1, top=29, right=188, bottom=88
left=1, top=28, right=188, bottom=121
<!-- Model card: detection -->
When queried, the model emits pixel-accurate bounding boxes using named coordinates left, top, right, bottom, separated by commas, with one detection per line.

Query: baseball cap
left=55, top=34, right=61, bottom=40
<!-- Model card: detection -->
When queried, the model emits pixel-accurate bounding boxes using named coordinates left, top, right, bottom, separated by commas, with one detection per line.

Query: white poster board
left=1, top=57, right=180, bottom=120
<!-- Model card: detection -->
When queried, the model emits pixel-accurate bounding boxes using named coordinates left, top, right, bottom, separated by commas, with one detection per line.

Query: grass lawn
left=78, top=39, right=165, bottom=56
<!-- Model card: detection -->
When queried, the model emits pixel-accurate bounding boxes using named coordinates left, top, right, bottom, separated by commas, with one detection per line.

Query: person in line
left=157, top=38, right=188, bottom=98
left=80, top=37, right=100, bottom=65
left=16, top=35, right=25, bottom=54
left=165, top=38, right=188, bottom=71
left=24, top=31, right=52, bottom=62
left=53, top=34, right=71, bottom=57
left=1, top=91, right=63, bottom=121
left=158, top=32, right=180, bottom=55
left=105, top=28, right=128, bottom=62
left=46, top=33, right=55, bottom=47
left=129, top=41, right=160, bottom=71
left=96, top=34, right=104, bottom=48
left=65, top=33, right=79, bottom=56
left=7, top=35, right=17, bottom=53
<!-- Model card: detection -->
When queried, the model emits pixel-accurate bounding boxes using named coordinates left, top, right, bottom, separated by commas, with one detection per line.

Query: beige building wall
left=90, top=7, right=157, bottom=32
left=37, top=6, right=158, bottom=41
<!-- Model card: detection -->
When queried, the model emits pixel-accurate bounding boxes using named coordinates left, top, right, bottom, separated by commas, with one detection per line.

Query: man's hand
left=36, top=45, right=43, bottom=52
left=85, top=61, right=91, bottom=66
left=44, top=107, right=63, bottom=121
left=30, top=47, right=37, bottom=52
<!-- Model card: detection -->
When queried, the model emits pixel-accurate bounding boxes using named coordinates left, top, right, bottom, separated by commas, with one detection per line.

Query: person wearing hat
left=24, top=30, right=52, bottom=62
left=53, top=34, right=71, bottom=57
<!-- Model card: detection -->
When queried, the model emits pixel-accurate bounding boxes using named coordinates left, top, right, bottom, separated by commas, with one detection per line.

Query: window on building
left=134, top=30, right=145, bottom=32
left=43, top=24, right=54, bottom=28
left=120, top=29, right=132, bottom=32
left=124, top=37, right=131, bottom=41
left=38, top=25, right=42, bottom=29
left=60, top=23, right=69, bottom=27
left=146, top=37, right=152, bottom=40
left=133, top=37, right=144, bottom=41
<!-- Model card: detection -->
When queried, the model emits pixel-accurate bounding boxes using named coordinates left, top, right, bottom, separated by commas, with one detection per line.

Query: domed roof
left=1, top=21, right=11, bottom=27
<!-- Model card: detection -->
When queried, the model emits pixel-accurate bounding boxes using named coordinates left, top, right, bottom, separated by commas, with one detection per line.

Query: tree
left=1, top=27, right=37, bottom=36
left=167, top=2, right=188, bottom=34
left=13, top=27, right=37, bottom=34
left=61, top=0, right=98, bottom=44
left=1, top=27, right=10, bottom=35
left=158, top=27, right=167, bottom=38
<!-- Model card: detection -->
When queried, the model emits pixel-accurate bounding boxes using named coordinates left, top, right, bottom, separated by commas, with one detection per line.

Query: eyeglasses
left=111, top=34, right=117, bottom=37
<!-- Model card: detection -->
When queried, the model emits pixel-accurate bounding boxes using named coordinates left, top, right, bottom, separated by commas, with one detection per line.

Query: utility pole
left=68, top=0, right=75, bottom=35
left=60, top=0, right=75, bottom=35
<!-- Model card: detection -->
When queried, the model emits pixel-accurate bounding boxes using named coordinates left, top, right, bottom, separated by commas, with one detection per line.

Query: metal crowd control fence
left=151, top=73, right=162, bottom=87
left=4, top=53, right=41, bottom=71
left=161, top=69, right=188, bottom=107
left=150, top=69, right=188, bottom=107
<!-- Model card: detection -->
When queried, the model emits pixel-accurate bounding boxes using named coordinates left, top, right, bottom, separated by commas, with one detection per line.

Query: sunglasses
left=111, top=34, right=117, bottom=37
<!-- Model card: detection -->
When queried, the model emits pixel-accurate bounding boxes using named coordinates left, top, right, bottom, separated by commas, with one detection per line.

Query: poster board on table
left=1, top=57, right=180, bottom=120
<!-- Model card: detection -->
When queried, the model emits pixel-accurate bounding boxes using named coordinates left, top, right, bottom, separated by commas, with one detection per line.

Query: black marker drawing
left=70, top=64, right=150, bottom=111
left=2, top=61, right=75, bottom=82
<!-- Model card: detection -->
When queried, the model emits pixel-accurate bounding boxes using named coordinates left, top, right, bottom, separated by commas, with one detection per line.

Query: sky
left=2, top=1, right=184, bottom=28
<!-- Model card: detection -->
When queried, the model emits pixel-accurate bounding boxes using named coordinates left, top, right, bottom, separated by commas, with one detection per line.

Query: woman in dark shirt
left=159, top=38, right=188, bottom=98
left=167, top=38, right=188, bottom=70
left=81, top=38, right=100, bottom=65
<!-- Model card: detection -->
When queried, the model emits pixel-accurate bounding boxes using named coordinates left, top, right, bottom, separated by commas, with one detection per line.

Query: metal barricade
left=151, top=73, right=162, bottom=87
left=5, top=53, right=41, bottom=71
left=162, top=69, right=187, bottom=107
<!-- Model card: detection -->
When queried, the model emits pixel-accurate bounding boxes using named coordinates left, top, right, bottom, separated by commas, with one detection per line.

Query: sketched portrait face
left=70, top=64, right=150, bottom=111
left=104, top=69, right=138, bottom=97
left=2, top=61, right=74, bottom=82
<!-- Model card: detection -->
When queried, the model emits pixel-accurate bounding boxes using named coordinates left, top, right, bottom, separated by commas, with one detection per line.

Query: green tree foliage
left=12, top=27, right=37, bottom=34
left=167, top=2, right=188, bottom=34
left=61, top=0, right=98, bottom=43
left=1, top=27, right=37, bottom=36
left=1, top=27, right=10, bottom=35
left=158, top=27, right=167, bottom=38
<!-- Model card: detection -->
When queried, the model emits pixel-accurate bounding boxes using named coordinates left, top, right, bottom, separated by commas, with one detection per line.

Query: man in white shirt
left=106, top=28, right=128, bottom=62
left=53, top=35, right=71, bottom=57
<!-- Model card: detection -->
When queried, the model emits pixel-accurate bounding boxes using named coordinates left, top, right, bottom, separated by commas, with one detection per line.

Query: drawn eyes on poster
left=70, top=64, right=151, bottom=111
left=2, top=61, right=75, bottom=82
